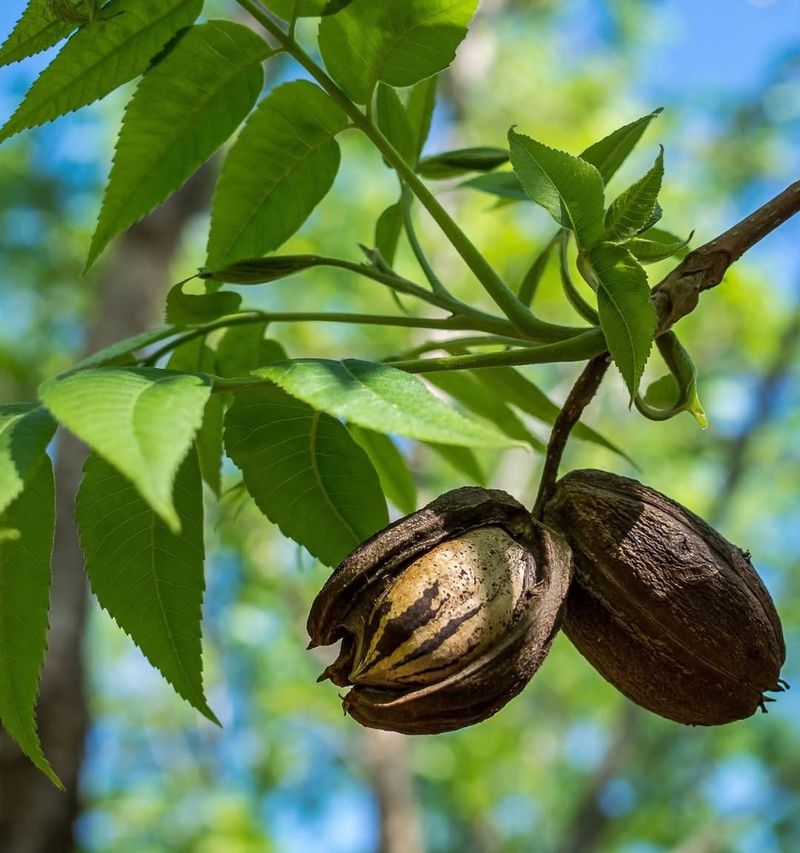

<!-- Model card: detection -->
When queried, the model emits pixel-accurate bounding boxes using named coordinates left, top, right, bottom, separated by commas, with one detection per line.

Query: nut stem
left=533, top=354, right=611, bottom=519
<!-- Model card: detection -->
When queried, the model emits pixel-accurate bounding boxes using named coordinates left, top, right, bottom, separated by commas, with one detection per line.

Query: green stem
left=235, top=0, right=569, bottom=340
left=389, top=328, right=607, bottom=373
left=400, top=183, right=450, bottom=299
left=142, top=309, right=516, bottom=365
left=559, top=233, right=599, bottom=324
left=384, top=334, right=531, bottom=362
left=207, top=251, right=521, bottom=334
left=208, top=328, right=606, bottom=394
left=317, top=256, right=515, bottom=333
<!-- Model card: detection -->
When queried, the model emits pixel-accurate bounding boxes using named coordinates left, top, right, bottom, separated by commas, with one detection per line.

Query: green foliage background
left=0, top=0, right=799, bottom=850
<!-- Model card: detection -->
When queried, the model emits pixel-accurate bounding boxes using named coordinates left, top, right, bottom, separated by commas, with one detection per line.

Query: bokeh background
left=1, top=1, right=799, bottom=851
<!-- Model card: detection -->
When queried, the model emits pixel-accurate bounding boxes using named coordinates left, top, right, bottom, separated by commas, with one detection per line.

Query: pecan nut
left=545, top=469, right=786, bottom=725
left=307, top=487, right=572, bottom=734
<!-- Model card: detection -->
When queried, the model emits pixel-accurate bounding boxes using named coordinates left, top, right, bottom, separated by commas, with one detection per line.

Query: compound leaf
left=426, top=371, right=545, bottom=452
left=206, top=80, right=348, bottom=267
left=580, top=108, right=662, bottom=184
left=76, top=450, right=217, bottom=722
left=406, top=75, right=437, bottom=164
left=509, top=129, right=605, bottom=248
left=319, top=0, right=478, bottom=104
left=375, top=82, right=415, bottom=164
left=87, top=20, right=270, bottom=268
left=418, top=146, right=509, bottom=180
left=254, top=359, right=516, bottom=448
left=0, top=0, right=203, bottom=143
left=426, top=443, right=485, bottom=485
left=604, top=148, right=664, bottom=241
left=586, top=244, right=656, bottom=398
left=0, top=0, right=84, bottom=68
left=167, top=339, right=223, bottom=496
left=215, top=325, right=287, bottom=379
left=0, top=458, right=60, bottom=787
left=348, top=425, right=416, bottom=514
left=224, top=387, right=388, bottom=567
left=474, top=367, right=633, bottom=463
left=72, top=325, right=177, bottom=370
left=0, top=405, right=57, bottom=515
left=39, top=367, right=211, bottom=531
left=265, top=0, right=354, bottom=19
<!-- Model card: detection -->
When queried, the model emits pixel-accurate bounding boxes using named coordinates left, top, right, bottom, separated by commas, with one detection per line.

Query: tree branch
left=652, top=180, right=800, bottom=334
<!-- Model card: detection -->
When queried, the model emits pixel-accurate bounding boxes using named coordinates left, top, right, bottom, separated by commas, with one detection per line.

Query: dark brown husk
left=545, top=469, right=786, bottom=725
left=307, top=486, right=572, bottom=734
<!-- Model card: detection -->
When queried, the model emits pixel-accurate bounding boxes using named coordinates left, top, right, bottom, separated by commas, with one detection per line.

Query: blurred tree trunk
left=0, top=170, right=211, bottom=853
left=362, top=730, right=425, bottom=853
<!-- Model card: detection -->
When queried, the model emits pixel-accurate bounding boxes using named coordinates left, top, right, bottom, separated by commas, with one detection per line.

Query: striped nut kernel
left=307, top=487, right=572, bottom=735
left=545, top=469, right=787, bottom=726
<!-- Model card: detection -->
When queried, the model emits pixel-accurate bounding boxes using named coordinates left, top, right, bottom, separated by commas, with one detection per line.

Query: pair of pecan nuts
left=307, top=471, right=786, bottom=734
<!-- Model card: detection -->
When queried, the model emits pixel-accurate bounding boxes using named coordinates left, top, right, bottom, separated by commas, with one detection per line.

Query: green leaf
left=87, top=21, right=270, bottom=269
left=585, top=244, right=656, bottom=398
left=418, top=146, right=509, bottom=179
left=224, top=387, right=388, bottom=567
left=0, top=0, right=204, bottom=143
left=425, top=443, right=485, bottom=485
left=509, top=129, right=605, bottom=248
left=254, top=359, right=516, bottom=448
left=0, top=457, right=60, bottom=788
left=374, top=202, right=403, bottom=267
left=165, top=280, right=242, bottom=327
left=643, top=374, right=679, bottom=408
left=637, top=331, right=707, bottom=428
left=637, top=201, right=663, bottom=235
left=580, top=108, right=663, bottom=184
left=0, top=0, right=82, bottom=68
left=604, top=148, right=664, bottom=241
left=72, top=325, right=177, bottom=370
left=375, top=83, right=415, bottom=165
left=426, top=372, right=546, bottom=452
left=519, top=237, right=556, bottom=307
left=319, top=0, right=478, bottom=104
left=76, top=450, right=217, bottom=723
left=265, top=0, right=354, bottom=18
left=39, top=367, right=211, bottom=531
left=206, top=80, right=348, bottom=268
left=201, top=255, right=323, bottom=285
left=460, top=171, right=528, bottom=201
left=167, top=339, right=223, bottom=496
left=473, top=367, right=633, bottom=463
left=628, top=228, right=691, bottom=264
left=406, top=75, right=437, bottom=164
left=216, top=325, right=287, bottom=379
left=0, top=405, right=57, bottom=515
left=348, top=425, right=416, bottom=514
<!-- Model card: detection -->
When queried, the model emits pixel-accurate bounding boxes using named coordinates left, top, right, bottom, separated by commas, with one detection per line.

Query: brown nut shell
left=307, top=487, right=572, bottom=735
left=545, top=469, right=786, bottom=726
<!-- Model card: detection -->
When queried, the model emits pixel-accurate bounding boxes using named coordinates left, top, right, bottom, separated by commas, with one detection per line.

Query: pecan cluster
left=307, top=472, right=786, bottom=733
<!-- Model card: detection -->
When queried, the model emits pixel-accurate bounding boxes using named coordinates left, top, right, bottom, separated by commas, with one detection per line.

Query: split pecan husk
left=545, top=469, right=786, bottom=725
left=307, top=487, right=572, bottom=734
